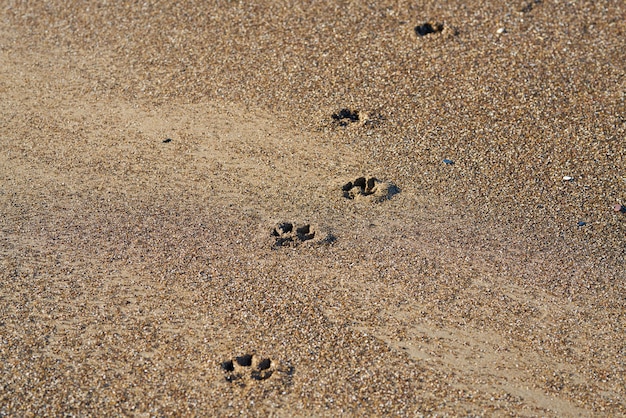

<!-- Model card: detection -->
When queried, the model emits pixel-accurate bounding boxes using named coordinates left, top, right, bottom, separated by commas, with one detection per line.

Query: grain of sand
left=1, top=1, right=625, bottom=416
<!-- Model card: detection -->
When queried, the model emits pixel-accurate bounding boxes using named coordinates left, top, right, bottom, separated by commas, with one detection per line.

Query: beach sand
left=1, top=1, right=625, bottom=416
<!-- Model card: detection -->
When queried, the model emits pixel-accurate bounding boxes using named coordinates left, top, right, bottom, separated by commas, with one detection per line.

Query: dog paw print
left=270, top=222, right=335, bottom=248
left=415, top=22, right=444, bottom=36
left=342, top=177, right=400, bottom=202
left=330, top=108, right=380, bottom=128
left=414, top=22, right=458, bottom=38
left=271, top=222, right=315, bottom=247
left=221, top=354, right=276, bottom=384
left=332, top=108, right=360, bottom=127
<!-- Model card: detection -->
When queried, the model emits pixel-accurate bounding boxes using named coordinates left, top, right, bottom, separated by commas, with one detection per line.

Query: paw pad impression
left=222, top=354, right=275, bottom=383
left=342, top=176, right=399, bottom=202
left=414, top=22, right=444, bottom=36
left=270, top=222, right=335, bottom=248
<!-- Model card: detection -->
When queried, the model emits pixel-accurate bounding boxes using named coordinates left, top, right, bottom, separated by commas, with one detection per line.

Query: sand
left=1, top=1, right=625, bottom=416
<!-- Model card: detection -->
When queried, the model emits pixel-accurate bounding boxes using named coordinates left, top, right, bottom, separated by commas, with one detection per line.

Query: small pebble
left=496, top=27, right=506, bottom=34
left=614, top=204, right=625, bottom=213
left=562, top=176, right=573, bottom=181
left=163, top=138, right=172, bottom=143
left=577, top=221, right=586, bottom=227
left=443, top=159, right=454, bottom=165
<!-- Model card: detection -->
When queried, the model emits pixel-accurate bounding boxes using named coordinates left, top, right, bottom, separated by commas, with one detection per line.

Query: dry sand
left=1, top=1, right=625, bottom=416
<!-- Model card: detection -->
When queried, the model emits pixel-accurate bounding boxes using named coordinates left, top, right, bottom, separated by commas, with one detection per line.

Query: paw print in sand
left=342, top=176, right=399, bottom=202
left=221, top=354, right=275, bottom=383
left=332, top=108, right=360, bottom=126
left=271, top=222, right=335, bottom=248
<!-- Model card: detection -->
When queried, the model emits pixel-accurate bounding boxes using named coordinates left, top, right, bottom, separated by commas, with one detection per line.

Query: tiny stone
left=443, top=159, right=454, bottom=165
left=577, top=221, right=586, bottom=227
left=163, top=138, right=172, bottom=143
left=614, top=204, right=625, bottom=213
left=497, top=27, right=506, bottom=34
left=562, top=176, right=573, bottom=181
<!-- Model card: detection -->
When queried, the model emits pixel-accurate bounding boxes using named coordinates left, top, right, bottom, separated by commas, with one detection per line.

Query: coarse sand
left=1, top=1, right=625, bottom=416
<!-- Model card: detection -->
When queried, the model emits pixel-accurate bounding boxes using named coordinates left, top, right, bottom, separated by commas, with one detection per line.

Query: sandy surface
left=1, top=1, right=625, bottom=416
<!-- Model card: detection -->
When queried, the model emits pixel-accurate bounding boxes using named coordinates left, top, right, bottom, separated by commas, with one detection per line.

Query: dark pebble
left=577, top=221, right=586, bottom=227
left=443, top=159, right=454, bottom=165
left=163, top=138, right=172, bottom=143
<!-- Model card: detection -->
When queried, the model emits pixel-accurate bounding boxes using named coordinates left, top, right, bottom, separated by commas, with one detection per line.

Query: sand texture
left=1, top=1, right=625, bottom=416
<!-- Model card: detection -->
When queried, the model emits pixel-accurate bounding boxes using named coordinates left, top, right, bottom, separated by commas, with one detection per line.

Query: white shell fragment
left=562, top=176, right=573, bottom=181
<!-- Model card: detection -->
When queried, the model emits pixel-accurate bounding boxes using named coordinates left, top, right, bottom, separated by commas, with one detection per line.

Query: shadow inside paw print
left=222, top=354, right=275, bottom=383
left=269, top=222, right=336, bottom=249
left=272, top=222, right=315, bottom=246
left=415, top=22, right=444, bottom=36
left=342, top=177, right=400, bottom=202
left=413, top=21, right=458, bottom=38
left=332, top=108, right=360, bottom=126
left=330, top=108, right=380, bottom=128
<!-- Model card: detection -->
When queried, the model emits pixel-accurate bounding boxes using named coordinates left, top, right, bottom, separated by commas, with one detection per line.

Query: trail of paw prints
left=342, top=176, right=400, bottom=202
left=221, top=354, right=291, bottom=386
left=271, top=222, right=335, bottom=249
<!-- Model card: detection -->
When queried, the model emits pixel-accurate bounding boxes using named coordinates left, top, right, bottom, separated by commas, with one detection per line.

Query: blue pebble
left=577, top=221, right=586, bottom=227
left=443, top=159, right=454, bottom=165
